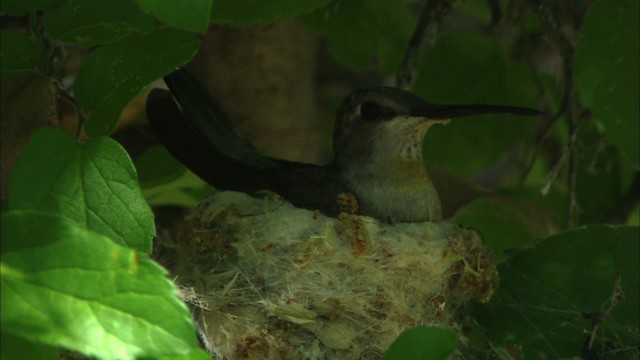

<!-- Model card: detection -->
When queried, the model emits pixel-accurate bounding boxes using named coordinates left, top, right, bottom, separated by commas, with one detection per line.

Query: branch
left=487, top=0, right=502, bottom=25
left=395, top=0, right=453, bottom=90
left=533, top=1, right=582, bottom=228
left=57, top=89, right=86, bottom=139
left=582, top=272, right=625, bottom=359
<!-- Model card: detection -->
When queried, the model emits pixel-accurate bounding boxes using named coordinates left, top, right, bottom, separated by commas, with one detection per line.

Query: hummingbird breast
left=334, top=116, right=443, bottom=222
left=339, top=158, right=443, bottom=222
left=336, top=133, right=442, bottom=221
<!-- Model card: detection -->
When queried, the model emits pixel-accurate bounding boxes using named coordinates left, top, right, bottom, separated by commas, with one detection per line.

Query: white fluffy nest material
left=169, top=191, right=498, bottom=360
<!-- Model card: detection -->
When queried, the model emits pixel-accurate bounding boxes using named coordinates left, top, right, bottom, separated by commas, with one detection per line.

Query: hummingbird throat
left=341, top=118, right=445, bottom=221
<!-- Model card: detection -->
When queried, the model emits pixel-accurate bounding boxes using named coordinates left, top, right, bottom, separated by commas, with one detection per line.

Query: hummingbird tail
left=146, top=68, right=284, bottom=193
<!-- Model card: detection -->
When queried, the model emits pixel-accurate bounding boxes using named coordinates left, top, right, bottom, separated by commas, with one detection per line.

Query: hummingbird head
left=331, top=86, right=541, bottom=222
left=334, top=87, right=446, bottom=166
left=333, top=86, right=541, bottom=165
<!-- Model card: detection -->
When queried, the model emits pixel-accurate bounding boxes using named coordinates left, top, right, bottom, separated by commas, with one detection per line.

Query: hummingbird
left=146, top=70, right=541, bottom=222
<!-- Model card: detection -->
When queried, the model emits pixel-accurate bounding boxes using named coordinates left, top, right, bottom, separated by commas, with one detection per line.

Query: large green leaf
left=452, top=196, right=555, bottom=263
left=0, top=0, right=60, bottom=16
left=301, top=0, right=416, bottom=74
left=383, top=326, right=458, bottom=360
left=413, top=32, right=539, bottom=178
left=574, top=0, right=639, bottom=168
left=473, top=225, right=639, bottom=358
left=74, top=29, right=199, bottom=136
left=0, top=30, right=41, bottom=80
left=43, top=0, right=155, bottom=48
left=0, top=211, right=199, bottom=360
left=8, top=127, right=154, bottom=252
left=210, top=0, right=333, bottom=25
left=135, top=0, right=212, bottom=33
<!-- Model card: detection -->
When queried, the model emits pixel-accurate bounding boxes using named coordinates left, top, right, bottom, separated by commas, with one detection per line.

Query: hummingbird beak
left=409, top=102, right=542, bottom=119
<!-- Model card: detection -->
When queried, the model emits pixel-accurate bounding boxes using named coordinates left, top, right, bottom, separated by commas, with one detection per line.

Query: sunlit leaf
left=8, top=127, right=154, bottom=252
left=1, top=211, right=198, bottom=360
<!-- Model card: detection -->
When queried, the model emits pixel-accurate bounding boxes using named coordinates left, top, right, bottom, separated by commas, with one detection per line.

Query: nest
left=163, top=191, right=498, bottom=359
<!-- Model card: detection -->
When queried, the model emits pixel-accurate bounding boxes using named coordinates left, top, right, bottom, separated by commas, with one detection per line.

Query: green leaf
left=43, top=0, right=155, bottom=48
left=136, top=146, right=187, bottom=188
left=8, top=127, right=154, bottom=252
left=383, top=326, right=458, bottom=360
left=211, top=0, right=333, bottom=25
left=0, top=0, right=60, bottom=16
left=413, top=31, right=539, bottom=178
left=452, top=196, right=553, bottom=263
left=301, top=0, right=416, bottom=74
left=0, top=30, right=41, bottom=80
left=136, top=146, right=211, bottom=207
left=574, top=0, right=640, bottom=168
left=414, top=32, right=538, bottom=105
left=135, top=0, right=212, bottom=33
left=142, top=170, right=212, bottom=208
left=473, top=225, right=639, bottom=358
left=75, top=29, right=199, bottom=136
left=575, top=144, right=624, bottom=225
left=158, top=348, right=213, bottom=360
left=1, top=331, right=59, bottom=360
left=0, top=211, right=198, bottom=360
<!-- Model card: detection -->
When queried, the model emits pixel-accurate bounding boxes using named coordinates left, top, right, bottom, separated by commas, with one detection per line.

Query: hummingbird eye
left=360, top=101, right=381, bottom=121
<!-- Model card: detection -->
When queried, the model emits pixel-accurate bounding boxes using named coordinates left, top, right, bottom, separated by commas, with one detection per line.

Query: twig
left=552, top=38, right=580, bottom=228
left=581, top=271, right=625, bottom=359
left=538, top=147, right=567, bottom=196
left=532, top=1, right=582, bottom=228
left=28, top=10, right=49, bottom=76
left=519, top=85, right=568, bottom=185
left=58, top=90, right=86, bottom=139
left=487, top=0, right=502, bottom=25
left=395, top=0, right=453, bottom=90
left=566, top=99, right=579, bottom=228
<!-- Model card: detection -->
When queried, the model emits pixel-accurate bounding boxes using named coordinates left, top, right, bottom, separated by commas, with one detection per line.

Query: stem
left=582, top=272, right=624, bottom=357
left=487, top=0, right=502, bottom=25
left=58, top=90, right=86, bottom=139
left=28, top=10, right=51, bottom=77
left=532, top=1, right=582, bottom=228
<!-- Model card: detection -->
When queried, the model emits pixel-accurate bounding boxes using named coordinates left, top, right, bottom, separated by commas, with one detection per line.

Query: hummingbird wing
left=146, top=69, right=343, bottom=214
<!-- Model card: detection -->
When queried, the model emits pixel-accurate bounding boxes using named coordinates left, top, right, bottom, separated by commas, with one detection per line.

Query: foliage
left=473, top=225, right=638, bottom=358
left=301, top=0, right=417, bottom=74
left=2, top=210, right=199, bottom=359
left=1, top=0, right=211, bottom=358
left=383, top=326, right=458, bottom=360
left=1, top=0, right=638, bottom=359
